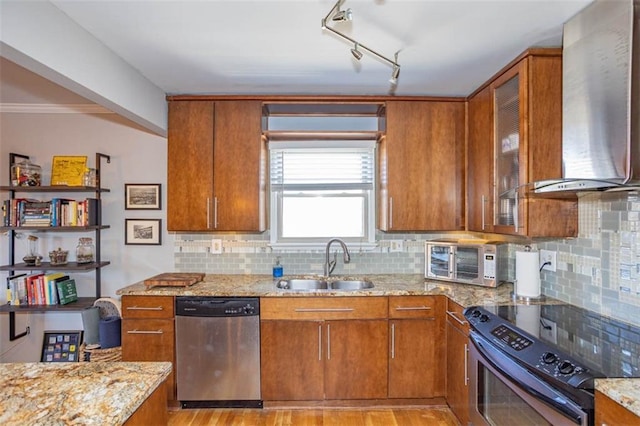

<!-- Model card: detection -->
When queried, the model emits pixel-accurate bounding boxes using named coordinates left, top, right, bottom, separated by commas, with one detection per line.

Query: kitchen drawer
left=445, top=298, right=469, bottom=334
left=121, top=295, right=175, bottom=319
left=260, top=297, right=388, bottom=320
left=388, top=295, right=441, bottom=319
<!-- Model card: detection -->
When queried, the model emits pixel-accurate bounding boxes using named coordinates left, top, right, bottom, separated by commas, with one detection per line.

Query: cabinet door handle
left=126, top=330, right=163, bottom=334
left=481, top=195, right=486, bottom=230
left=318, top=324, right=322, bottom=361
left=391, top=323, right=396, bottom=359
left=213, top=196, right=219, bottom=229
left=294, top=308, right=354, bottom=313
left=126, top=306, right=164, bottom=311
left=446, top=310, right=468, bottom=326
left=464, top=343, right=469, bottom=386
left=206, top=198, right=211, bottom=229
left=389, top=197, right=393, bottom=229
left=395, top=306, right=431, bottom=311
left=327, top=323, right=331, bottom=361
left=514, top=191, right=519, bottom=232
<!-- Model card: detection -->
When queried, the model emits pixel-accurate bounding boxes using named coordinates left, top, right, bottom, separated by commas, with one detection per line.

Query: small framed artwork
left=125, top=183, right=162, bottom=210
left=125, top=219, right=162, bottom=245
left=41, top=330, right=83, bottom=362
left=50, top=156, right=88, bottom=186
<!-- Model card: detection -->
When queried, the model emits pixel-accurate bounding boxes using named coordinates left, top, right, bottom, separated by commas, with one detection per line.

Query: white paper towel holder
left=511, top=246, right=546, bottom=303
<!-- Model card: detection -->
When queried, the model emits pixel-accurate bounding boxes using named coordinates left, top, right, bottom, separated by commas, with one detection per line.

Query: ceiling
left=1, top=0, right=593, bottom=106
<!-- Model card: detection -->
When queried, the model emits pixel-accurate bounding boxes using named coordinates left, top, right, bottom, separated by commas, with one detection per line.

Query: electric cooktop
left=483, top=303, right=640, bottom=380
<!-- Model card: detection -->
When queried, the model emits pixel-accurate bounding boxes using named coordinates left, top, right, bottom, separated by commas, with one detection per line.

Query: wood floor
left=168, top=407, right=460, bottom=425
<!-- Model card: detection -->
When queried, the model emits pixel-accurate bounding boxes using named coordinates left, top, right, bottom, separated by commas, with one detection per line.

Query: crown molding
left=0, top=103, right=114, bottom=114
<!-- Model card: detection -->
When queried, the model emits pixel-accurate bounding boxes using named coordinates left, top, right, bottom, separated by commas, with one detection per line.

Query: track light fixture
left=351, top=43, right=363, bottom=60
left=332, top=6, right=352, bottom=22
left=321, top=0, right=401, bottom=86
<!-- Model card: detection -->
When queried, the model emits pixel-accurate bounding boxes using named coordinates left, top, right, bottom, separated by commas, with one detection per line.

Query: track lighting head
left=389, top=65, right=401, bottom=85
left=351, top=43, right=363, bottom=60
left=332, top=7, right=353, bottom=22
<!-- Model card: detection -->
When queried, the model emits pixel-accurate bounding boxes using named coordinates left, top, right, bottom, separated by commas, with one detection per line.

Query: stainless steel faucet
left=324, top=238, right=351, bottom=277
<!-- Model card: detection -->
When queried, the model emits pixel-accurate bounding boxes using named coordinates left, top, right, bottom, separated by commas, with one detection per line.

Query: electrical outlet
left=389, top=240, right=404, bottom=252
left=539, top=249, right=556, bottom=272
left=211, top=239, right=222, bottom=254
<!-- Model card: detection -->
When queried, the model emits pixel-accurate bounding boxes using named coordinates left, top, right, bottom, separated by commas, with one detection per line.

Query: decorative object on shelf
left=125, top=218, right=162, bottom=245
left=321, top=0, right=401, bottom=86
left=11, top=158, right=42, bottom=187
left=82, top=168, right=97, bottom=187
left=22, top=235, right=42, bottom=266
left=49, top=248, right=69, bottom=266
left=50, top=155, right=88, bottom=186
left=124, top=183, right=161, bottom=210
left=40, top=330, right=83, bottom=362
left=75, top=237, right=95, bottom=264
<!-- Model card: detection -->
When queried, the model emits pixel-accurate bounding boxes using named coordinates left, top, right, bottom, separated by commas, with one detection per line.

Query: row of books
left=1, top=198, right=100, bottom=227
left=6, top=273, right=78, bottom=306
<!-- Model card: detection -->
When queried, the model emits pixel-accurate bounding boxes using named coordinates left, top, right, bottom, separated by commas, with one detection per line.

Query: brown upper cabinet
left=167, top=100, right=266, bottom=232
left=467, top=49, right=578, bottom=238
left=379, top=101, right=465, bottom=232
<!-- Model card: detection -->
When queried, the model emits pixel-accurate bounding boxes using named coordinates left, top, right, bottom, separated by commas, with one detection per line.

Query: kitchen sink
left=276, top=278, right=374, bottom=291
left=329, top=280, right=374, bottom=290
left=276, top=279, right=328, bottom=290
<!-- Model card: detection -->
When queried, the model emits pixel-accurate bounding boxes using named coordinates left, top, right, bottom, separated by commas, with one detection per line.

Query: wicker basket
left=80, top=343, right=122, bottom=362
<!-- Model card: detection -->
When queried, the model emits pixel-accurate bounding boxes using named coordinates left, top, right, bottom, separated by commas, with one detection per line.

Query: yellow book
left=44, top=273, right=65, bottom=305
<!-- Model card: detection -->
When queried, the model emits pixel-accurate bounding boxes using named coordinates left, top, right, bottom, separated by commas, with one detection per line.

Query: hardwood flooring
left=168, top=406, right=460, bottom=425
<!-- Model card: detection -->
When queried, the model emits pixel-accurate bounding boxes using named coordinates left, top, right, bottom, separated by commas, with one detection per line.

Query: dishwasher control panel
left=176, top=297, right=260, bottom=317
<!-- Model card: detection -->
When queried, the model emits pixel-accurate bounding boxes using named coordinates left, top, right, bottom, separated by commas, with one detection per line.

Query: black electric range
left=465, top=303, right=640, bottom=391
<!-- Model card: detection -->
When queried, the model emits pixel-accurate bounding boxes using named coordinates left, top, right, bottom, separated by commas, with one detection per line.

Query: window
left=269, top=140, right=376, bottom=248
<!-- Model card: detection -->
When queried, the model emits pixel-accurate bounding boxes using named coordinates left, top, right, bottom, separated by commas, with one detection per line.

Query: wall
left=539, top=191, right=640, bottom=326
left=0, top=111, right=172, bottom=362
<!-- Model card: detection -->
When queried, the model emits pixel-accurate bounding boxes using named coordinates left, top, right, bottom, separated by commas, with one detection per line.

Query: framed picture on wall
left=125, top=219, right=162, bottom=245
left=125, top=183, right=162, bottom=210
left=41, top=330, right=83, bottom=362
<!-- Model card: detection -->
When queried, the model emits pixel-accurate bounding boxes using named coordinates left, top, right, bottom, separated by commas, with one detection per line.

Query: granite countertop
left=0, top=361, right=172, bottom=426
left=596, top=379, right=640, bottom=418
left=116, top=273, right=524, bottom=308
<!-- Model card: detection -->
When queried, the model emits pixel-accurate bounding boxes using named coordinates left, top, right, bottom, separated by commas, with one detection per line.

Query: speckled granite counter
left=116, top=273, right=524, bottom=308
left=596, top=378, right=640, bottom=417
left=0, top=361, right=172, bottom=426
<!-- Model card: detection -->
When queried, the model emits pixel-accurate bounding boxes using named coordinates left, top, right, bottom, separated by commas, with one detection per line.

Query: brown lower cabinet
left=260, top=297, right=388, bottom=401
left=445, top=299, right=470, bottom=425
left=595, top=390, right=640, bottom=426
left=388, top=296, right=445, bottom=399
left=121, top=295, right=176, bottom=404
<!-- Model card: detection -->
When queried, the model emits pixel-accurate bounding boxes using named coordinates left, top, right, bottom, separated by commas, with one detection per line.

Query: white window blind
left=269, top=140, right=376, bottom=247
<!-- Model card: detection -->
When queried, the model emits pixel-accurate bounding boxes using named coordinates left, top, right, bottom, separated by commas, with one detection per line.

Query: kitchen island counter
left=0, top=361, right=171, bottom=426
left=116, top=273, right=521, bottom=308
left=596, top=378, right=640, bottom=418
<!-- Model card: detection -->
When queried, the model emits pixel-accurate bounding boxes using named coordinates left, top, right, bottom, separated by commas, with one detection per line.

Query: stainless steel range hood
left=534, top=0, right=640, bottom=194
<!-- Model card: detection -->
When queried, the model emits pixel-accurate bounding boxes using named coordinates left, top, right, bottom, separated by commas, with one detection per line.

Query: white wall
left=0, top=111, right=172, bottom=361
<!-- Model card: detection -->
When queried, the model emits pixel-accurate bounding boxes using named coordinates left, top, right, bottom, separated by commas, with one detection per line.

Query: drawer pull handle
left=126, top=330, right=164, bottom=334
left=395, top=306, right=431, bottom=311
left=294, top=308, right=354, bottom=313
left=446, top=310, right=468, bottom=325
left=126, top=306, right=164, bottom=311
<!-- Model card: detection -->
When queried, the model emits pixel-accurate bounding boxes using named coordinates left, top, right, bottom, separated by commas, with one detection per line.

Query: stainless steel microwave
left=425, top=239, right=508, bottom=287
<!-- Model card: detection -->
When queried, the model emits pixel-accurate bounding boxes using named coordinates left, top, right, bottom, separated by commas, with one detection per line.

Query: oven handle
left=469, top=331, right=588, bottom=425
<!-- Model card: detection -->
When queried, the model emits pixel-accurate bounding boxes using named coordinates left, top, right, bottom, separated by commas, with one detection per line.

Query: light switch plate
left=211, top=239, right=222, bottom=254
left=389, top=240, right=404, bottom=252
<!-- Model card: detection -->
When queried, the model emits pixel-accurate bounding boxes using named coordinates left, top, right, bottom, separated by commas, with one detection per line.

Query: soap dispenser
left=272, top=256, right=283, bottom=278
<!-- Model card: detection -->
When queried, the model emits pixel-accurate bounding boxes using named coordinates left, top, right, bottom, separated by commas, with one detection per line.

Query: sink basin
left=275, top=278, right=375, bottom=291
left=330, top=280, right=374, bottom=290
left=276, top=279, right=328, bottom=290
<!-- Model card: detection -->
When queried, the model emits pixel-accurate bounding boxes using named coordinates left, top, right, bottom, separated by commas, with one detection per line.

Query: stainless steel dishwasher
left=175, top=297, right=262, bottom=408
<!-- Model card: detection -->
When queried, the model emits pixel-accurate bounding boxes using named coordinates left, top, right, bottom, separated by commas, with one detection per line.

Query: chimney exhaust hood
left=534, top=0, right=640, bottom=194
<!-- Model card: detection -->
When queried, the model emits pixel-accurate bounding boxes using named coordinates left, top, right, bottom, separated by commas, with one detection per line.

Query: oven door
left=468, top=331, right=589, bottom=426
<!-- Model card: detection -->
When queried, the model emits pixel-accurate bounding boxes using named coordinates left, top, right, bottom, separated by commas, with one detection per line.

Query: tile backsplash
left=173, top=191, right=640, bottom=327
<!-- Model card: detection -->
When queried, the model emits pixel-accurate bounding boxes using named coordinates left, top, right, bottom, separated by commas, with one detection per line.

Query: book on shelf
left=6, top=273, right=26, bottom=306
left=26, top=273, right=44, bottom=305
left=2, top=197, right=101, bottom=228
left=56, top=279, right=78, bottom=305
left=43, top=273, right=67, bottom=305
